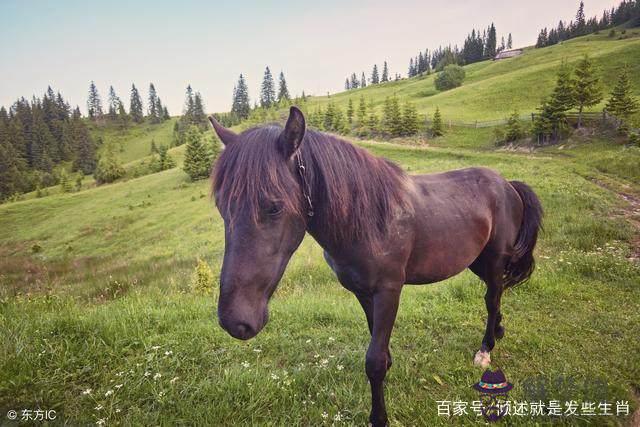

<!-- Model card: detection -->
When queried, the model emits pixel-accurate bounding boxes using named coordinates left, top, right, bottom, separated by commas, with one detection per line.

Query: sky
left=0, top=0, right=621, bottom=115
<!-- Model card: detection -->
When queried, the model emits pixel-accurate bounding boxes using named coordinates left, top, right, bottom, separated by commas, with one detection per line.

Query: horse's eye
left=267, top=204, right=283, bottom=217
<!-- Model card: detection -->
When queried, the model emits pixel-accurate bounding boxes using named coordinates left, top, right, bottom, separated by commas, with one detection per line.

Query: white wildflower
left=144, top=371, right=151, bottom=377
left=114, top=384, right=123, bottom=389
left=94, top=405, right=103, bottom=411
left=82, top=388, right=92, bottom=396
left=105, top=390, right=114, bottom=397
left=321, top=411, right=329, bottom=419
left=334, top=412, right=343, bottom=422
left=96, top=419, right=106, bottom=426
left=151, top=345, right=161, bottom=351
left=164, top=350, right=173, bottom=356
left=271, top=373, right=279, bottom=380
left=241, top=361, right=250, bottom=368
left=153, top=373, right=162, bottom=380
left=337, top=364, right=344, bottom=371
left=170, top=376, right=179, bottom=384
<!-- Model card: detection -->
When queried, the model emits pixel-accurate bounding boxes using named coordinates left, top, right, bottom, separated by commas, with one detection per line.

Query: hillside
left=297, top=31, right=640, bottom=123
left=2, top=26, right=640, bottom=426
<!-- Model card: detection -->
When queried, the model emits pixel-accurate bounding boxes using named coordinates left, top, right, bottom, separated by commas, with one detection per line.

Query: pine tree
left=347, top=98, right=354, bottom=124
left=606, top=65, right=639, bottom=122
left=505, top=110, right=524, bottom=141
left=371, top=64, right=380, bottom=84
left=431, top=107, right=444, bottom=136
left=129, top=84, right=144, bottom=123
left=324, top=103, right=337, bottom=130
left=345, top=78, right=351, bottom=91
left=357, top=95, right=367, bottom=124
left=401, top=102, right=419, bottom=136
left=485, top=23, right=497, bottom=58
left=382, top=97, right=403, bottom=137
left=260, top=66, right=276, bottom=108
left=183, top=126, right=213, bottom=181
left=575, top=1, right=586, bottom=36
left=231, top=74, right=251, bottom=119
left=148, top=83, right=159, bottom=123
left=573, top=54, right=603, bottom=127
left=350, top=73, right=359, bottom=89
left=277, top=71, right=291, bottom=104
left=193, top=93, right=207, bottom=126
left=108, top=86, right=120, bottom=121
left=381, top=61, right=389, bottom=82
left=361, top=72, right=367, bottom=88
left=87, top=81, right=103, bottom=120
left=72, top=110, right=98, bottom=174
left=507, top=33, right=513, bottom=49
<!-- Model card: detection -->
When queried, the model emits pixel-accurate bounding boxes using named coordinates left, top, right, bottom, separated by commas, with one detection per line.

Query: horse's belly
left=404, top=222, right=490, bottom=284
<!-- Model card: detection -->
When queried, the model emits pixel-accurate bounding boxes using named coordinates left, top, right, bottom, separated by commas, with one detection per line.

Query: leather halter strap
left=294, top=151, right=314, bottom=217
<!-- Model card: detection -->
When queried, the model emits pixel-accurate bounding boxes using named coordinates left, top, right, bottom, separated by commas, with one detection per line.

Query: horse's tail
left=504, top=181, right=543, bottom=289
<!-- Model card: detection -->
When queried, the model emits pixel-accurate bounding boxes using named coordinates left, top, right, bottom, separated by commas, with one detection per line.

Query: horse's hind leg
left=469, top=253, right=507, bottom=369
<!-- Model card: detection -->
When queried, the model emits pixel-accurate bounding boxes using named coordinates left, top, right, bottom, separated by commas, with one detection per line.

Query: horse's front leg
left=365, top=288, right=401, bottom=427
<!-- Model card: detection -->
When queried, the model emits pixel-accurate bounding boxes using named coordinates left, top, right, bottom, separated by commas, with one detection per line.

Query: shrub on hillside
left=94, top=145, right=125, bottom=184
left=191, top=258, right=215, bottom=294
left=435, top=65, right=466, bottom=91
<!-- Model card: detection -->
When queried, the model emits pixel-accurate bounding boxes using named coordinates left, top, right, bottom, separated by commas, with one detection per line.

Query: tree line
left=493, top=56, right=638, bottom=145
left=87, top=81, right=171, bottom=125
left=535, top=0, right=640, bottom=48
left=408, top=24, right=512, bottom=78
left=343, top=61, right=401, bottom=90
left=0, top=88, right=96, bottom=200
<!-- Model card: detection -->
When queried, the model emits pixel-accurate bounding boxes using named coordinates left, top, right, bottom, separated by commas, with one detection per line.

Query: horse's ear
left=208, top=115, right=238, bottom=145
left=279, top=106, right=306, bottom=158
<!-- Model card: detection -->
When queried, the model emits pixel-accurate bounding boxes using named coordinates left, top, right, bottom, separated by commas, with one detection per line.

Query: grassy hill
left=1, top=30, right=640, bottom=425
left=299, top=31, right=640, bottom=123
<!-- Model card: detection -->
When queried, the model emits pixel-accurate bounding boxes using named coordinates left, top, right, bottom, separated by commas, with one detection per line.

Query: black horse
left=209, top=107, right=542, bottom=426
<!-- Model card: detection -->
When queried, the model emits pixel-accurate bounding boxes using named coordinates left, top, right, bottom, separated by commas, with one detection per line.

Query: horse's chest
left=324, top=253, right=372, bottom=293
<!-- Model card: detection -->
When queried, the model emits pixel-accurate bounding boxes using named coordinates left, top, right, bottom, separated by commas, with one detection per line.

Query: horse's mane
left=212, top=125, right=411, bottom=248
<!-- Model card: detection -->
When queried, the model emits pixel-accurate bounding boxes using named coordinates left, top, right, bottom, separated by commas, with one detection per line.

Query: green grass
left=1, top=129, right=639, bottom=425
left=90, top=118, right=178, bottom=164
left=298, top=32, right=640, bottom=123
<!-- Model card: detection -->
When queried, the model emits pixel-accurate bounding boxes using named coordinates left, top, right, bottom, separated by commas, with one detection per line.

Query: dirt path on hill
left=591, top=177, right=640, bottom=262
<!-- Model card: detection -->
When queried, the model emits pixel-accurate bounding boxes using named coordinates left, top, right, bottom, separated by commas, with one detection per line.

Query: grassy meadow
left=298, top=31, right=640, bottom=124
left=1, top=125, right=639, bottom=425
left=2, top=24, right=640, bottom=425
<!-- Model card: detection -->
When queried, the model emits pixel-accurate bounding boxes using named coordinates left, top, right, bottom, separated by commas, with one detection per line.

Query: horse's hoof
left=473, top=350, right=491, bottom=368
left=495, top=325, right=505, bottom=340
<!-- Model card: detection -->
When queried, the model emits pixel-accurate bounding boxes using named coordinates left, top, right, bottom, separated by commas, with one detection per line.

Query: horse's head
left=209, top=107, right=308, bottom=340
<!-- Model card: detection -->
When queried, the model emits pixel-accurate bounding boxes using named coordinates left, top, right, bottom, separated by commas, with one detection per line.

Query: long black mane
left=212, top=125, right=411, bottom=247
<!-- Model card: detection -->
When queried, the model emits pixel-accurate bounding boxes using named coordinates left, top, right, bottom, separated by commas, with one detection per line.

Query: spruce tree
left=485, top=23, right=497, bottom=58
left=357, top=95, right=367, bottom=124
left=402, top=102, right=419, bottom=136
left=87, top=81, right=103, bottom=120
left=350, top=73, right=359, bottom=89
left=260, top=66, right=276, bottom=108
left=573, top=54, right=603, bottom=127
left=507, top=33, right=513, bottom=49
left=277, top=71, right=291, bottom=104
left=505, top=110, right=524, bottom=141
left=231, top=74, right=251, bottom=119
left=72, top=111, right=98, bottom=174
left=361, top=72, right=367, bottom=88
left=381, top=61, right=389, bottom=82
left=108, top=86, right=120, bottom=121
left=345, top=78, right=351, bottom=91
left=371, top=64, right=380, bottom=84
left=130, top=84, right=144, bottom=123
left=347, top=98, right=354, bottom=124
left=606, top=65, right=639, bottom=122
left=148, top=83, right=159, bottom=123
left=183, top=126, right=213, bottom=181
left=193, top=93, right=207, bottom=126
left=575, top=1, right=586, bottom=36
left=431, top=107, right=444, bottom=136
